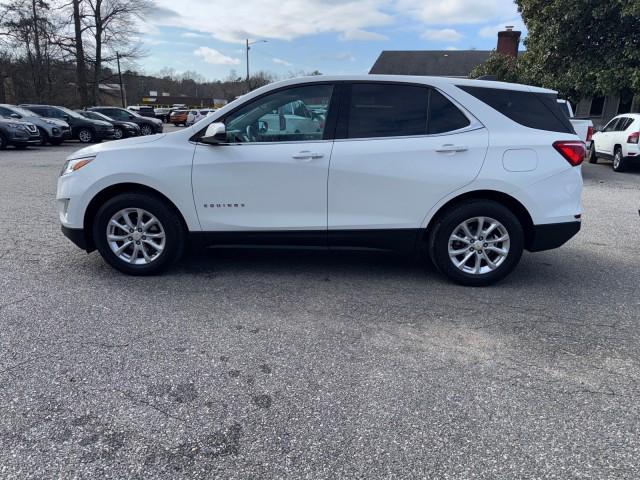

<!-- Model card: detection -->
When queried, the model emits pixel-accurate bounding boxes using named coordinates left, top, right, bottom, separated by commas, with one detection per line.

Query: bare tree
left=84, top=0, right=151, bottom=104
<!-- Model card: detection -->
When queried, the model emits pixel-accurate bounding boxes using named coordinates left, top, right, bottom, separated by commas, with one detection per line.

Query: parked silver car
left=0, top=104, right=71, bottom=145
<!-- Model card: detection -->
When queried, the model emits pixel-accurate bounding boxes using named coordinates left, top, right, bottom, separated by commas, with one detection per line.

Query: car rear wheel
left=588, top=144, right=598, bottom=164
left=113, top=127, right=124, bottom=140
left=93, top=193, right=185, bottom=275
left=140, top=124, right=153, bottom=136
left=77, top=128, right=94, bottom=143
left=612, top=148, right=626, bottom=172
left=428, top=200, right=524, bottom=286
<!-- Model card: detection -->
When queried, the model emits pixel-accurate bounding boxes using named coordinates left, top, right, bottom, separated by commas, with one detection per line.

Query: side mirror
left=10, top=113, right=20, bottom=119
left=129, top=114, right=135, bottom=119
left=63, top=114, right=70, bottom=120
left=201, top=122, right=226, bottom=145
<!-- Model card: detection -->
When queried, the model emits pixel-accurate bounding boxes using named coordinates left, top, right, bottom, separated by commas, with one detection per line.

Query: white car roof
left=257, top=74, right=557, bottom=95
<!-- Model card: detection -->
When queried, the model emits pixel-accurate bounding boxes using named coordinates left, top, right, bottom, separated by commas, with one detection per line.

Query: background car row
left=0, top=104, right=163, bottom=149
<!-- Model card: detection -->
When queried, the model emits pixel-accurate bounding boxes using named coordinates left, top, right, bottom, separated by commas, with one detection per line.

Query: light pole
left=245, top=39, right=267, bottom=90
left=116, top=51, right=125, bottom=108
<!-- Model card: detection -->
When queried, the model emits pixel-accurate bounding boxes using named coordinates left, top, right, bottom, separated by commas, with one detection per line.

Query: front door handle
left=292, top=151, right=324, bottom=160
left=436, top=144, right=468, bottom=153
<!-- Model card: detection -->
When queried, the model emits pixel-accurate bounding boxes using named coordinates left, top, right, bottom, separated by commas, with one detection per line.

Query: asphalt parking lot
left=1, top=130, right=639, bottom=479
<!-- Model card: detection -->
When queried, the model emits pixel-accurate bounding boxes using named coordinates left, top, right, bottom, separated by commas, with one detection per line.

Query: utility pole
left=245, top=39, right=267, bottom=92
left=116, top=51, right=125, bottom=108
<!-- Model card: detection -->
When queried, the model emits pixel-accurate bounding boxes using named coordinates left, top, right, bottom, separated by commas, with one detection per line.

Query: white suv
left=57, top=75, right=584, bottom=286
left=590, top=114, right=640, bottom=172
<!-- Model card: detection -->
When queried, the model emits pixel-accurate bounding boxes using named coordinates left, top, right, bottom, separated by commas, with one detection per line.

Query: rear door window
left=346, top=83, right=429, bottom=139
left=344, top=83, right=471, bottom=139
left=458, top=85, right=574, bottom=134
left=428, top=90, right=471, bottom=134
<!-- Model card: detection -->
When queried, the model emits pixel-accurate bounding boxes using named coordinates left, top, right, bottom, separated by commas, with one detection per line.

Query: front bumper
left=526, top=221, right=581, bottom=252
left=61, top=225, right=91, bottom=251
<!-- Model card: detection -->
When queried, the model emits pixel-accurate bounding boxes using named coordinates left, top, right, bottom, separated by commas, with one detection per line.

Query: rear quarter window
left=458, top=86, right=574, bottom=134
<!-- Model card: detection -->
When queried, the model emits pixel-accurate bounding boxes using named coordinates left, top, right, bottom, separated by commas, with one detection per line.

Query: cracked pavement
left=1, top=132, right=639, bottom=479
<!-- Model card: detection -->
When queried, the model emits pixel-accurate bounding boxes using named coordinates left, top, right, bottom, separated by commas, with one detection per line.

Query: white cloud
left=340, top=29, right=388, bottom=41
left=273, top=58, right=293, bottom=67
left=152, top=0, right=392, bottom=43
left=397, top=0, right=519, bottom=25
left=181, top=31, right=209, bottom=39
left=421, top=28, right=463, bottom=42
left=193, top=47, right=241, bottom=65
left=479, top=19, right=526, bottom=38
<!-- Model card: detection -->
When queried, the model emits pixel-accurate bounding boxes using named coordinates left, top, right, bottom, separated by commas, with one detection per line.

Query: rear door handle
left=292, top=151, right=324, bottom=160
left=436, top=144, right=468, bottom=153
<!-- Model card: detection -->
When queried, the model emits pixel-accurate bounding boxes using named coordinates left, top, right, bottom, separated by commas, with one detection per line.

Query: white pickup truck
left=557, top=99, right=593, bottom=148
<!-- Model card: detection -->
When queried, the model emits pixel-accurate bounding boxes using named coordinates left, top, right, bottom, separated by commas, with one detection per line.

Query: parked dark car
left=76, top=110, right=141, bottom=140
left=0, top=117, right=41, bottom=149
left=129, top=105, right=157, bottom=119
left=21, top=105, right=115, bottom=143
left=89, top=107, right=163, bottom=136
left=0, top=104, right=71, bottom=145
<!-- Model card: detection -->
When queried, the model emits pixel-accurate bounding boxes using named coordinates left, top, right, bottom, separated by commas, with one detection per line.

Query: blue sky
left=136, top=0, right=526, bottom=81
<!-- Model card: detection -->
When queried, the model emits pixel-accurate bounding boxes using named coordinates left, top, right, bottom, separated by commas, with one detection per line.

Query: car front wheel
left=0, top=133, right=7, bottom=150
left=114, top=127, right=124, bottom=140
left=429, top=200, right=524, bottom=286
left=77, top=128, right=94, bottom=143
left=93, top=193, right=185, bottom=275
left=140, top=124, right=153, bottom=136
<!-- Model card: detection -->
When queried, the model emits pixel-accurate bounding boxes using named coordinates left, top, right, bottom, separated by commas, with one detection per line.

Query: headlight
left=60, top=156, right=95, bottom=176
left=6, top=123, right=25, bottom=130
left=44, top=119, right=58, bottom=125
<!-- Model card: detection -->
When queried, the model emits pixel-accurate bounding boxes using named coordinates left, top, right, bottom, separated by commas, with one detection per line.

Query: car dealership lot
left=1, top=137, right=639, bottom=478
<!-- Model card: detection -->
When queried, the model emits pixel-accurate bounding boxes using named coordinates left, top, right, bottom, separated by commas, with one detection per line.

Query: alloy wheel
left=78, top=129, right=92, bottom=143
left=106, top=208, right=166, bottom=265
left=613, top=151, right=621, bottom=170
left=448, top=216, right=510, bottom=275
left=141, top=125, right=153, bottom=136
left=114, top=127, right=124, bottom=140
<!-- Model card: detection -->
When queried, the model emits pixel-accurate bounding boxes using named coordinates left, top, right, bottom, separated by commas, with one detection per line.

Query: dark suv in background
left=21, top=105, right=115, bottom=143
left=0, top=104, right=71, bottom=145
left=0, top=117, right=41, bottom=149
left=89, top=107, right=163, bottom=136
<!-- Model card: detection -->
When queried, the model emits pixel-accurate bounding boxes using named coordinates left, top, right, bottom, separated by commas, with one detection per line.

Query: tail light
left=553, top=141, right=586, bottom=166
left=586, top=126, right=593, bottom=142
left=627, top=131, right=639, bottom=144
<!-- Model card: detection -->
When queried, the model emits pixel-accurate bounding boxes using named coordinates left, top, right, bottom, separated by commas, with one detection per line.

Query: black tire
left=588, top=144, right=598, bottom=164
left=77, top=127, right=94, bottom=144
left=113, top=127, right=124, bottom=140
left=14, top=144, right=28, bottom=150
left=612, top=147, right=626, bottom=172
left=0, top=133, right=7, bottom=150
left=49, top=138, right=64, bottom=146
left=37, top=127, right=49, bottom=146
left=428, top=200, right=524, bottom=286
left=93, top=193, right=185, bottom=276
left=140, top=124, right=153, bottom=136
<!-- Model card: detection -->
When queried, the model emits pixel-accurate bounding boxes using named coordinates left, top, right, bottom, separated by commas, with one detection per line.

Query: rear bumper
left=527, top=221, right=581, bottom=252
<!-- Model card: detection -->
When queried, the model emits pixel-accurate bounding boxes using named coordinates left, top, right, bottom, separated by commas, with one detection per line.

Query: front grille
left=26, top=124, right=37, bottom=133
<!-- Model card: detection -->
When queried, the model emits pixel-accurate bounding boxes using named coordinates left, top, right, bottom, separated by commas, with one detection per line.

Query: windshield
left=127, top=109, right=143, bottom=118
left=88, top=111, right=113, bottom=122
left=10, top=106, right=40, bottom=117
left=58, top=106, right=84, bottom=119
